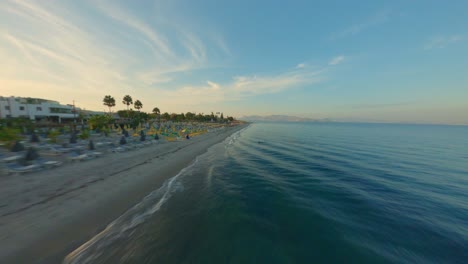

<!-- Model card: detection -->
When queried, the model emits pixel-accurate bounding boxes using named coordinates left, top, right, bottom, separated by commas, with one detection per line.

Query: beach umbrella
left=30, top=132, right=40, bottom=143
left=19, top=147, right=39, bottom=165
left=122, top=129, right=129, bottom=137
left=88, top=140, right=95, bottom=150
left=25, top=147, right=39, bottom=161
left=70, top=133, right=77, bottom=144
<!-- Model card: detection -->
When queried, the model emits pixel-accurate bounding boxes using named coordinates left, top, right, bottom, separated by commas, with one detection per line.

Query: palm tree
left=134, top=100, right=143, bottom=112
left=153, top=107, right=160, bottom=126
left=122, top=95, right=133, bottom=110
left=122, top=95, right=133, bottom=117
left=103, top=95, right=116, bottom=114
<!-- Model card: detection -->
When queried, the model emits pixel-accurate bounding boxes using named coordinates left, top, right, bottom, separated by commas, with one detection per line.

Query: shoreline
left=0, top=124, right=247, bottom=263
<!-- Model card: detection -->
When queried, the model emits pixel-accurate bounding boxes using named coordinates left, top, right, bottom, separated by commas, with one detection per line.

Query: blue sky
left=1, top=0, right=467, bottom=124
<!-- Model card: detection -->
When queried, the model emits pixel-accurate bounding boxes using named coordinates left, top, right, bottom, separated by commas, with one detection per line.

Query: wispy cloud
left=0, top=0, right=230, bottom=110
left=93, top=0, right=174, bottom=61
left=159, top=66, right=325, bottom=105
left=328, top=56, right=345, bottom=65
left=330, top=9, right=392, bottom=40
left=150, top=53, right=348, bottom=109
left=0, top=1, right=344, bottom=115
left=0, top=1, right=123, bottom=91
left=424, top=35, right=464, bottom=50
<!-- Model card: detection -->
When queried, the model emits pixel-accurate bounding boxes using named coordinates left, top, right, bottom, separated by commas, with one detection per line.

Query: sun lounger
left=43, top=160, right=62, bottom=168
left=1, top=155, right=22, bottom=163
left=49, top=146, right=74, bottom=154
left=34, top=157, right=62, bottom=168
left=7, top=163, right=42, bottom=174
left=87, top=151, right=103, bottom=158
left=68, top=153, right=90, bottom=161
left=111, top=147, right=126, bottom=153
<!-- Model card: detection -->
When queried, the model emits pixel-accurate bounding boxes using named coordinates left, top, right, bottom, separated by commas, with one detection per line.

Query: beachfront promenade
left=0, top=122, right=246, bottom=263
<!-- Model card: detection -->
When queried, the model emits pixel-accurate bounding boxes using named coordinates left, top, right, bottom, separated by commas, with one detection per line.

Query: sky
left=0, top=0, right=467, bottom=124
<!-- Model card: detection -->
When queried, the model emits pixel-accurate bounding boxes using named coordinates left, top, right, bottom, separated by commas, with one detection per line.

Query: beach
left=0, top=124, right=246, bottom=263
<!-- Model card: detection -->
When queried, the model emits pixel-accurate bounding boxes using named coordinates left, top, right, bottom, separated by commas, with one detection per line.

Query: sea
left=65, top=122, right=468, bottom=264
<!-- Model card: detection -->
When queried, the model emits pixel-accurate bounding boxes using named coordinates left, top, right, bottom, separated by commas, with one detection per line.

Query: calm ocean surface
left=66, top=122, right=468, bottom=264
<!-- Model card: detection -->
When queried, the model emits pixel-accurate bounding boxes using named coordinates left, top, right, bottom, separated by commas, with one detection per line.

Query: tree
left=185, top=112, right=195, bottom=120
left=179, top=113, right=186, bottom=122
left=162, top=112, right=170, bottom=121
left=122, top=95, right=133, bottom=111
left=152, top=107, right=160, bottom=116
left=134, top=100, right=143, bottom=112
left=196, top=113, right=204, bottom=121
left=122, top=95, right=133, bottom=118
left=88, top=114, right=112, bottom=130
left=103, top=95, right=116, bottom=113
left=153, top=107, right=160, bottom=126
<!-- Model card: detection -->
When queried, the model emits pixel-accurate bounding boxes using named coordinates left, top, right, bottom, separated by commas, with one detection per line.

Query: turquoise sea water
left=66, top=123, right=468, bottom=264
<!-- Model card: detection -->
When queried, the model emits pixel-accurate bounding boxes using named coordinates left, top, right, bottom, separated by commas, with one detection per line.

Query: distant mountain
left=240, top=115, right=331, bottom=122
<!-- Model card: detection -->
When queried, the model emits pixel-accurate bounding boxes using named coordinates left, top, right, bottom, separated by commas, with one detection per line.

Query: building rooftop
left=0, top=96, right=60, bottom=104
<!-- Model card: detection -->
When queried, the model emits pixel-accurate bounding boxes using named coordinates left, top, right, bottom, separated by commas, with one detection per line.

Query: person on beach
left=186, top=134, right=190, bottom=139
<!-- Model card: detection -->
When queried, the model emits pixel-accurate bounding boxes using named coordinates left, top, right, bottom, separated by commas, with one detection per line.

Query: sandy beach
left=0, top=124, right=246, bottom=263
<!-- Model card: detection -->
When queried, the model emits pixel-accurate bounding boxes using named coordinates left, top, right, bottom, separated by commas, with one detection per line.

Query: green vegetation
left=153, top=107, right=161, bottom=126
left=88, top=114, right=112, bottom=130
left=0, top=117, right=33, bottom=133
left=0, top=127, right=21, bottom=147
left=79, top=129, right=90, bottom=140
left=47, top=129, right=60, bottom=143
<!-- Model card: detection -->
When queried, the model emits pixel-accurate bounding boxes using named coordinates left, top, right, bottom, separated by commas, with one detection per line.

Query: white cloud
left=0, top=0, right=231, bottom=111
left=0, top=3, right=126, bottom=95
left=296, top=63, right=306, bottom=69
left=0, top=1, right=333, bottom=115
left=158, top=66, right=325, bottom=106
left=328, top=55, right=345, bottom=65
left=424, top=35, right=464, bottom=50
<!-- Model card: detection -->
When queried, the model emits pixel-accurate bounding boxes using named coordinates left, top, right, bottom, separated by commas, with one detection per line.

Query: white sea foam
left=63, top=158, right=197, bottom=264
left=224, top=125, right=249, bottom=147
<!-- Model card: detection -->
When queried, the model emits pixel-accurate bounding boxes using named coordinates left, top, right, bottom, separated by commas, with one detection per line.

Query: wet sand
left=0, top=124, right=246, bottom=263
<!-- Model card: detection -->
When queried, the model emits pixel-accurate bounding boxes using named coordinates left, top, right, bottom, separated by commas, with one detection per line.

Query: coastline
left=0, top=124, right=247, bottom=263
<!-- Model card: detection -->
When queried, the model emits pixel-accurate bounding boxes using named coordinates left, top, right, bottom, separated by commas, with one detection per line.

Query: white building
left=0, top=96, right=81, bottom=123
